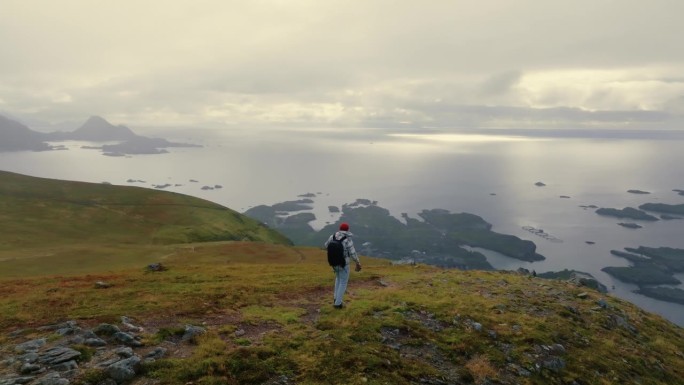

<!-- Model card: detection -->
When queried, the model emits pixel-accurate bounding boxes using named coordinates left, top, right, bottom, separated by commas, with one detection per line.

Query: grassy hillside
left=0, top=171, right=290, bottom=277
left=0, top=171, right=682, bottom=385
left=0, top=243, right=682, bottom=385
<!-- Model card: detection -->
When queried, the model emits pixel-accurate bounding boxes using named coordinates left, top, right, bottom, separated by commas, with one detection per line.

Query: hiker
left=324, top=222, right=362, bottom=309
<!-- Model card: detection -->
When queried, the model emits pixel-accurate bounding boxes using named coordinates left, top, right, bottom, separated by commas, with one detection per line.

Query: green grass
left=1, top=248, right=683, bottom=385
left=0, top=170, right=290, bottom=278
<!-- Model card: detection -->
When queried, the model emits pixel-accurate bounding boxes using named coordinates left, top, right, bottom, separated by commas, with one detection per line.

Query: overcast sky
left=1, top=0, right=683, bottom=131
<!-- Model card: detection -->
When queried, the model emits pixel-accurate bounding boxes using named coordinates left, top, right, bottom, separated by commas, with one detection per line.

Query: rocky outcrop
left=0, top=317, right=187, bottom=385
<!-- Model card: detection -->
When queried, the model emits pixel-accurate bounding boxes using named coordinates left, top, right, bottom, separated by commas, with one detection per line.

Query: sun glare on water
left=389, top=133, right=548, bottom=143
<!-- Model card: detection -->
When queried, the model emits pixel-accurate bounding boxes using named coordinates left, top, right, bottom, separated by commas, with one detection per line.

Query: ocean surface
left=1, top=128, right=683, bottom=326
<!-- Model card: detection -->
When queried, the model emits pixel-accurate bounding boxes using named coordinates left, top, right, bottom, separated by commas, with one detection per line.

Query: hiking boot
left=333, top=303, right=344, bottom=309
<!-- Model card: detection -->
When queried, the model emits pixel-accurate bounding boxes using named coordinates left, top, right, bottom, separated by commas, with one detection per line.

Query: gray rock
left=597, top=299, right=609, bottom=309
left=55, top=321, right=80, bottom=336
left=95, top=357, right=122, bottom=369
left=549, top=344, right=566, bottom=355
left=52, top=360, right=78, bottom=372
left=17, top=352, right=39, bottom=364
left=20, top=363, right=42, bottom=374
left=181, top=325, right=206, bottom=342
left=81, top=330, right=98, bottom=339
left=94, top=281, right=113, bottom=289
left=507, top=363, right=531, bottom=377
left=234, top=329, right=246, bottom=337
left=472, top=322, right=483, bottom=332
left=1, top=357, right=17, bottom=367
left=84, top=338, right=107, bottom=347
left=144, top=347, right=167, bottom=360
left=565, top=305, right=580, bottom=315
left=92, top=324, right=121, bottom=336
left=115, top=347, right=134, bottom=358
left=68, top=336, right=85, bottom=345
left=606, top=314, right=638, bottom=334
left=0, top=377, right=36, bottom=385
left=542, top=357, right=566, bottom=372
left=37, top=372, right=70, bottom=385
left=8, top=329, right=27, bottom=337
left=106, top=356, right=141, bottom=383
left=121, top=316, right=143, bottom=333
left=576, top=292, right=589, bottom=299
left=15, top=338, right=46, bottom=353
left=38, top=347, right=81, bottom=365
left=55, top=328, right=75, bottom=336
left=113, top=332, right=142, bottom=347
left=146, top=263, right=166, bottom=272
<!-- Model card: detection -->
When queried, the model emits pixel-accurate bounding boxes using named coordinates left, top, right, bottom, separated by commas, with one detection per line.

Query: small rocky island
left=639, top=203, right=684, bottom=216
left=595, top=207, right=659, bottom=221
left=603, top=247, right=684, bottom=305
left=627, top=189, right=651, bottom=194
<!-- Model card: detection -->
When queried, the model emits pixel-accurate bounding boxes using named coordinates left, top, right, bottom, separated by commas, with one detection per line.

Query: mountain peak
left=73, top=116, right=137, bottom=141
left=83, top=115, right=109, bottom=125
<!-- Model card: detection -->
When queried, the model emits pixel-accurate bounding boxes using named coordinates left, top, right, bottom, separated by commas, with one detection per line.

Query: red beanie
left=339, top=222, right=349, bottom=231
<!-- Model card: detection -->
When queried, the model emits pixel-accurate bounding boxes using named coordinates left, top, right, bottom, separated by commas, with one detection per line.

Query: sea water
left=1, top=128, right=683, bottom=325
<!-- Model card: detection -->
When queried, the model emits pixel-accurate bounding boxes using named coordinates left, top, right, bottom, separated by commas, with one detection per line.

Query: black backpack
left=327, top=234, right=347, bottom=267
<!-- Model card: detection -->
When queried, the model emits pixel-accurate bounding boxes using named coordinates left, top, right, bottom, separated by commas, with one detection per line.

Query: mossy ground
left=1, top=242, right=683, bottom=385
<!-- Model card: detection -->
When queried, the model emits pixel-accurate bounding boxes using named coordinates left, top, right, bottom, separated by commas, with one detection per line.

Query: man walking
left=324, top=222, right=362, bottom=309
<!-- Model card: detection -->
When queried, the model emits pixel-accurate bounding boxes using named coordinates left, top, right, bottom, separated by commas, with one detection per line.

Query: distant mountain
left=0, top=115, right=51, bottom=151
left=0, top=114, right=202, bottom=155
left=45, top=115, right=138, bottom=141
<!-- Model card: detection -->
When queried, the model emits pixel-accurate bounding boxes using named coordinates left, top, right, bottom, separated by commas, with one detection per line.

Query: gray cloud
left=0, top=0, right=683, bottom=130
left=479, top=71, right=523, bottom=96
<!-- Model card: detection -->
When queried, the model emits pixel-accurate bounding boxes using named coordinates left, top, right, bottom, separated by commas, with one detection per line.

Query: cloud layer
left=1, top=0, right=683, bottom=130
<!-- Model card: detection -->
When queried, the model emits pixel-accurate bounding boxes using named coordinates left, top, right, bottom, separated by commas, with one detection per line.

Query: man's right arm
left=323, top=235, right=332, bottom=248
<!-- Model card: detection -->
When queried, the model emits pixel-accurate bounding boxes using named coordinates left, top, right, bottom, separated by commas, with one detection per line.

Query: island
left=244, top=198, right=545, bottom=270
left=100, top=136, right=200, bottom=155
left=674, top=189, right=684, bottom=196
left=534, top=182, right=546, bottom=187
left=634, top=287, right=684, bottom=305
left=595, top=207, right=659, bottom=221
left=604, top=246, right=684, bottom=304
left=627, top=189, right=651, bottom=194
left=0, top=115, right=53, bottom=152
left=602, top=266, right=680, bottom=285
left=639, top=203, right=684, bottom=216
left=618, top=223, right=642, bottom=229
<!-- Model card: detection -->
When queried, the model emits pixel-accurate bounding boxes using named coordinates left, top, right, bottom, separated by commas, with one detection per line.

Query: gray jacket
left=324, top=230, right=360, bottom=265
